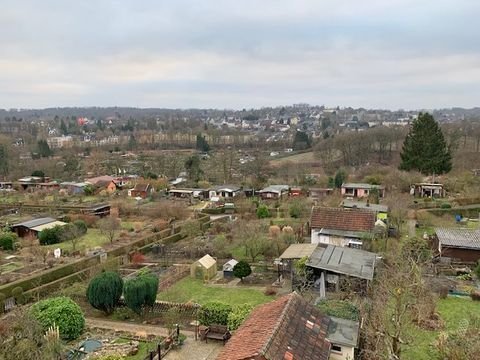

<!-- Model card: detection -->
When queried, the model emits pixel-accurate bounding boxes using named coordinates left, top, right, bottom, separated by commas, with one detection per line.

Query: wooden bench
left=204, top=324, right=231, bottom=345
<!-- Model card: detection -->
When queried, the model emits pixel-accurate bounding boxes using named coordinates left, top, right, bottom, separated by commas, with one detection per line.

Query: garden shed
left=222, top=259, right=238, bottom=278
left=191, top=254, right=217, bottom=281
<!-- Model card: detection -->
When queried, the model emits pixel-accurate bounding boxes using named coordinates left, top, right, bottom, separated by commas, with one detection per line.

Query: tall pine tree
left=399, top=113, right=451, bottom=175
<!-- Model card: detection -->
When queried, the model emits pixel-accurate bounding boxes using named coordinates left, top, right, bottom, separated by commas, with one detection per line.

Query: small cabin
left=223, top=259, right=239, bottom=278
left=191, top=254, right=217, bottom=281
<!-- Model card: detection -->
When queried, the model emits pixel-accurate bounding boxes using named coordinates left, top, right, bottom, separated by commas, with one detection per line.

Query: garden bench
left=204, top=324, right=231, bottom=345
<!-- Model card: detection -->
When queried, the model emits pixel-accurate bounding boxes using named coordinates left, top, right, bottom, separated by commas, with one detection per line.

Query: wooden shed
left=191, top=254, right=217, bottom=281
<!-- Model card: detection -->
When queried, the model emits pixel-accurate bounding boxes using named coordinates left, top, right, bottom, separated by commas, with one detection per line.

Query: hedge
left=199, top=302, right=233, bottom=326
left=316, top=300, right=359, bottom=321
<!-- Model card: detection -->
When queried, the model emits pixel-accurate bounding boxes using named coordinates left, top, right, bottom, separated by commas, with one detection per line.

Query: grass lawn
left=46, top=229, right=109, bottom=252
left=270, top=151, right=315, bottom=166
left=0, top=261, right=23, bottom=273
left=403, top=297, right=480, bottom=359
left=157, top=277, right=275, bottom=306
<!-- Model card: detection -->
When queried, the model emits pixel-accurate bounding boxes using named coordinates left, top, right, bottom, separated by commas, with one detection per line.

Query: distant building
left=11, top=217, right=66, bottom=238
left=128, top=183, right=154, bottom=199
left=191, top=254, right=217, bottom=281
left=342, top=200, right=388, bottom=221
left=209, top=185, right=242, bottom=199
left=259, top=185, right=290, bottom=200
left=47, top=135, right=74, bottom=149
left=435, top=228, right=480, bottom=262
left=341, top=183, right=385, bottom=199
left=222, top=259, right=238, bottom=278
left=411, top=183, right=445, bottom=198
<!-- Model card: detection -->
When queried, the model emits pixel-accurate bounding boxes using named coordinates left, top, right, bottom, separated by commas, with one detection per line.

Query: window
left=332, top=345, right=342, bottom=353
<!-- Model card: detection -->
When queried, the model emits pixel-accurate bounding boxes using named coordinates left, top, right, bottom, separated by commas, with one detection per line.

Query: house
left=17, top=176, right=47, bottom=191
left=222, top=259, right=238, bottom=278
left=0, top=182, right=13, bottom=191
left=209, top=185, right=242, bottom=199
left=307, top=245, right=377, bottom=296
left=10, top=217, right=67, bottom=238
left=309, top=188, right=334, bottom=199
left=328, top=316, right=360, bottom=360
left=191, top=254, right=217, bottom=281
left=85, top=176, right=117, bottom=193
left=411, top=183, right=445, bottom=198
left=217, top=293, right=331, bottom=360
left=60, top=182, right=89, bottom=195
left=168, top=188, right=209, bottom=200
left=310, top=207, right=376, bottom=248
left=341, top=183, right=385, bottom=199
left=435, top=228, right=480, bottom=262
left=289, top=187, right=302, bottom=197
left=128, top=183, right=154, bottom=199
left=342, top=200, right=388, bottom=221
left=259, top=185, right=289, bottom=200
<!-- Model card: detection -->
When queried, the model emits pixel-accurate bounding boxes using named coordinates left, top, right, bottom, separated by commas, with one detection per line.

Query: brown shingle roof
left=217, top=293, right=331, bottom=360
left=310, top=207, right=375, bottom=232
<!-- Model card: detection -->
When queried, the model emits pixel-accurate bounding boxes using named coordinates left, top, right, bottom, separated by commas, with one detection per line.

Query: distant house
left=11, top=217, right=67, bottom=238
left=85, top=176, right=117, bottom=193
left=342, top=200, right=389, bottom=221
left=310, top=207, right=376, bottom=248
left=222, top=259, right=238, bottom=278
left=191, top=254, right=217, bottom=281
left=341, top=183, right=385, bottom=199
left=411, top=183, right=445, bottom=198
left=307, top=245, right=377, bottom=296
left=60, top=182, right=88, bottom=195
left=217, top=293, right=331, bottom=360
left=0, top=182, right=13, bottom=191
left=209, top=185, right=242, bottom=199
left=328, top=316, right=360, bottom=360
left=259, top=185, right=289, bottom=200
left=17, top=176, right=51, bottom=191
left=289, top=187, right=303, bottom=197
left=309, top=188, right=334, bottom=199
left=168, top=188, right=209, bottom=200
left=435, top=228, right=480, bottom=262
left=128, top=183, right=154, bottom=199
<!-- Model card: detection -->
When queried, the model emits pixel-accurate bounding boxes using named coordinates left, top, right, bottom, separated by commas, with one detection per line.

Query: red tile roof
left=310, top=207, right=375, bottom=232
left=217, top=293, right=331, bottom=360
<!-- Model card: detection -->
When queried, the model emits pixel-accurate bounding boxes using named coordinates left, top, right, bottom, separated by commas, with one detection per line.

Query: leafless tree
left=98, top=217, right=121, bottom=244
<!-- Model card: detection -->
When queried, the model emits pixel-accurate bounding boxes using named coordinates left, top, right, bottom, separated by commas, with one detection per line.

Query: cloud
left=0, top=0, right=480, bottom=109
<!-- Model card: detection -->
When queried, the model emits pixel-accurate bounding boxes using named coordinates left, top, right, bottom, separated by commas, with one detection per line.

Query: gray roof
left=342, top=183, right=385, bottom=190
left=327, top=316, right=360, bottom=348
left=211, top=185, right=241, bottom=192
left=436, top=228, right=480, bottom=250
left=307, top=245, right=377, bottom=280
left=279, top=244, right=318, bottom=259
left=318, top=228, right=365, bottom=239
left=342, top=200, right=388, bottom=213
left=12, top=217, right=56, bottom=229
left=259, top=185, right=289, bottom=194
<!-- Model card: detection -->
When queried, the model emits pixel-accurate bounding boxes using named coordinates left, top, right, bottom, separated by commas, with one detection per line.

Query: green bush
left=73, top=220, right=88, bottom=234
left=30, top=296, right=85, bottom=340
left=199, top=301, right=232, bottom=326
left=123, top=277, right=147, bottom=314
left=38, top=226, right=63, bottom=245
left=256, top=204, right=270, bottom=219
left=139, top=271, right=159, bottom=307
left=316, top=300, right=359, bottom=321
left=87, top=271, right=124, bottom=314
left=11, top=286, right=24, bottom=305
left=227, top=304, right=253, bottom=331
left=233, top=261, right=252, bottom=281
left=111, top=307, right=137, bottom=321
left=0, top=232, right=17, bottom=250
left=441, top=202, right=452, bottom=209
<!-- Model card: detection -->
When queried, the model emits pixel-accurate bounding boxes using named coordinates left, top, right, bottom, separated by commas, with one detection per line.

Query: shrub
left=227, top=304, right=253, bottom=331
left=470, top=291, right=480, bottom=301
left=256, top=204, right=270, bottom=219
left=139, top=270, right=159, bottom=307
left=264, top=286, right=277, bottom=296
left=233, top=261, right=252, bottom=282
left=0, top=232, right=17, bottom=250
left=123, top=277, right=147, bottom=314
left=38, top=226, right=63, bottom=245
left=131, top=252, right=145, bottom=264
left=73, top=220, right=88, bottom=235
left=30, top=296, right=85, bottom=340
left=441, top=203, right=452, bottom=209
left=86, top=271, right=124, bottom=315
left=199, top=302, right=232, bottom=326
left=316, top=300, right=359, bottom=321
left=11, top=286, right=24, bottom=305
left=111, top=307, right=137, bottom=321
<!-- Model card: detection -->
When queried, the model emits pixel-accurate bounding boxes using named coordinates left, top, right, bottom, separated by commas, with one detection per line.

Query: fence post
left=157, top=344, right=161, bottom=359
left=149, top=350, right=154, bottom=360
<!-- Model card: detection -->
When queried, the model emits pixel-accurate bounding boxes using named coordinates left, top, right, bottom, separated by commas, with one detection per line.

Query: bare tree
left=98, top=217, right=121, bottom=244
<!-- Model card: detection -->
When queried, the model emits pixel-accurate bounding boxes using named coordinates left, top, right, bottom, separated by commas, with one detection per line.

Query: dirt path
left=85, top=318, right=195, bottom=338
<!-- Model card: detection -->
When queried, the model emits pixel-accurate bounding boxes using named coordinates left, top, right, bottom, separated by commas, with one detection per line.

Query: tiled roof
left=310, top=207, right=375, bottom=232
left=217, top=293, right=331, bottom=360
left=436, top=228, right=480, bottom=250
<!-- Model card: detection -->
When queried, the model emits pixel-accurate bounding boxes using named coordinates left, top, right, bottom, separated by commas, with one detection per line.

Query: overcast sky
left=1, top=0, right=480, bottom=110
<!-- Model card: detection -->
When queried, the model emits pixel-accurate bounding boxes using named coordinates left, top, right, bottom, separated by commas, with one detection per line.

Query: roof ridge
left=260, top=293, right=296, bottom=356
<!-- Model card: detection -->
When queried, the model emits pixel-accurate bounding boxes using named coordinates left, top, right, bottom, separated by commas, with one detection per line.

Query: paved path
left=163, top=334, right=222, bottom=360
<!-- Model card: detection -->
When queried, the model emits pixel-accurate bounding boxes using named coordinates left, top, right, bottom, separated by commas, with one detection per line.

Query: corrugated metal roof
left=307, top=245, right=377, bottom=280
left=12, top=217, right=56, bottom=229
left=280, top=243, right=319, bottom=259
left=31, top=221, right=67, bottom=232
left=259, top=185, right=289, bottom=194
left=436, top=228, right=480, bottom=250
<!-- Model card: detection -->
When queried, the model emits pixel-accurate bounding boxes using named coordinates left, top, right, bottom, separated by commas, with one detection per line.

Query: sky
left=1, top=0, right=480, bottom=110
